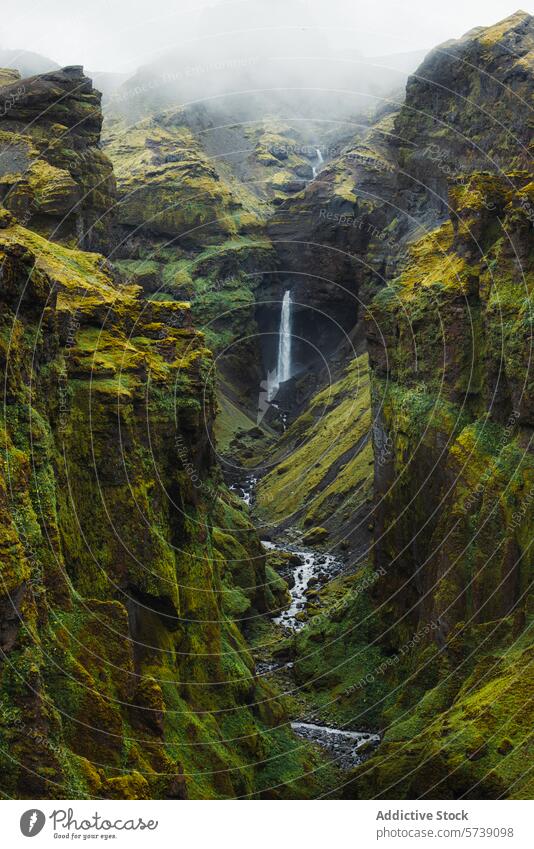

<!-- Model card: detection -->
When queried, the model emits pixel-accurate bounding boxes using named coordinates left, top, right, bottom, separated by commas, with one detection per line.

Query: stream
left=262, top=539, right=343, bottom=630
left=230, top=471, right=381, bottom=770
left=262, top=537, right=380, bottom=768
left=291, top=722, right=380, bottom=770
left=229, top=474, right=257, bottom=506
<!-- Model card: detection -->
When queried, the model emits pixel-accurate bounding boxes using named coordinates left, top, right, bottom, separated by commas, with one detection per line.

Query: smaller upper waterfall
left=312, top=148, right=323, bottom=179
left=268, top=290, right=292, bottom=400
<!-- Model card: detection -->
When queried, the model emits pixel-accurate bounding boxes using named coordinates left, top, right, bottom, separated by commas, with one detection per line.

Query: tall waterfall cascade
left=268, top=290, right=292, bottom=400
left=277, top=290, right=292, bottom=384
left=312, top=148, right=323, bottom=178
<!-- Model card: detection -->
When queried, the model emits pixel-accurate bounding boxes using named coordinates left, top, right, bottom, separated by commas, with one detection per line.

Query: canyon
left=0, top=9, right=532, bottom=800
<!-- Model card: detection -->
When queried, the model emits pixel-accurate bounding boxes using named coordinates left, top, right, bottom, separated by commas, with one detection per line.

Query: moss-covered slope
left=255, top=353, right=373, bottom=554
left=267, top=12, right=534, bottom=800
left=0, top=209, right=332, bottom=799
left=0, top=65, right=335, bottom=798
left=358, top=174, right=534, bottom=796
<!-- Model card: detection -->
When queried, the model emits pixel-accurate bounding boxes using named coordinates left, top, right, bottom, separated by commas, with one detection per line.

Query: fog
left=0, top=0, right=528, bottom=74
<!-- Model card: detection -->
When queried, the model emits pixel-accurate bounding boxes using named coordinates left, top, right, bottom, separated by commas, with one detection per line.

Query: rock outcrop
left=264, top=11, right=533, bottom=374
left=0, top=66, right=116, bottom=249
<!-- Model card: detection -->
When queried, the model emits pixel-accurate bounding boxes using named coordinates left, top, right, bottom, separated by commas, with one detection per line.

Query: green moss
left=358, top=171, right=534, bottom=798
left=256, top=354, right=373, bottom=529
left=350, top=624, right=534, bottom=799
left=103, top=119, right=253, bottom=239
left=0, top=210, right=327, bottom=800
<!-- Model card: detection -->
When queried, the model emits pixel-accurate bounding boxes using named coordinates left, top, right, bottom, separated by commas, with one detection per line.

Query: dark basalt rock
left=0, top=65, right=116, bottom=249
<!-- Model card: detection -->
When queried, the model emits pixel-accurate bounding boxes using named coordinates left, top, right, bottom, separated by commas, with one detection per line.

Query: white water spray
left=268, top=290, right=292, bottom=400
left=312, top=147, right=323, bottom=179
left=277, top=290, right=292, bottom=384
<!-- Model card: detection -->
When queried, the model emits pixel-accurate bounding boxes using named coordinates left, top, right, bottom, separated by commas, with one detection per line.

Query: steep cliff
left=258, top=11, right=533, bottom=800
left=0, top=9, right=532, bottom=803
left=0, top=68, right=330, bottom=799
left=265, top=10, right=533, bottom=370
left=351, top=12, right=534, bottom=798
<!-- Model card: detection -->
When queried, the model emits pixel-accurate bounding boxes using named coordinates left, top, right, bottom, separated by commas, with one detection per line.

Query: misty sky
left=1, top=0, right=530, bottom=73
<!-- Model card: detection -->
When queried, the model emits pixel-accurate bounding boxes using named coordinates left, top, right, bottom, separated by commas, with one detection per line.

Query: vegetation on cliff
left=0, top=67, right=332, bottom=800
left=0, top=8, right=533, bottom=803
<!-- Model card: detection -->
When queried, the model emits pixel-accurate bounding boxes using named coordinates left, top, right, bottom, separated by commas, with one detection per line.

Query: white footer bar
left=3, top=799, right=533, bottom=848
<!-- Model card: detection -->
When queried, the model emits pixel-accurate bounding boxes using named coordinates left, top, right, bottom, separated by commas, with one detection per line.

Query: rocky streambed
left=229, top=470, right=381, bottom=770
left=261, top=539, right=344, bottom=630
left=260, top=536, right=381, bottom=769
left=291, top=722, right=380, bottom=770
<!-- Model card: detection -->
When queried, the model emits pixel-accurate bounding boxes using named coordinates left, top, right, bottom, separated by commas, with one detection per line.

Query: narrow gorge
left=0, top=8, right=532, bottom=802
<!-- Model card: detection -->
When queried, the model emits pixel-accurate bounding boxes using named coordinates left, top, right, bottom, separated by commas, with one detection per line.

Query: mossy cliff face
left=261, top=100, right=413, bottom=371
left=263, top=12, right=533, bottom=360
left=366, top=12, right=534, bottom=234
left=0, top=66, right=116, bottom=250
left=105, top=97, right=327, bottom=202
left=395, top=10, right=533, bottom=189
left=0, top=214, right=326, bottom=799
left=271, top=12, right=533, bottom=800
left=102, top=105, right=324, bottom=244
left=102, top=106, right=325, bottom=411
left=0, top=75, right=329, bottom=799
left=112, top=235, right=279, bottom=410
left=104, top=114, right=254, bottom=243
left=352, top=16, right=534, bottom=799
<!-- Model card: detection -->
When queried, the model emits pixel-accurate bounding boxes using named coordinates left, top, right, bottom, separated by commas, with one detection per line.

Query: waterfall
left=312, top=147, right=323, bottom=179
left=278, top=290, right=292, bottom=384
left=268, top=290, right=292, bottom=400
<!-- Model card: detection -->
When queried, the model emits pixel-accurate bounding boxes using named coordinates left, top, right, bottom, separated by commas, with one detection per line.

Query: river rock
left=302, top=526, right=330, bottom=545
